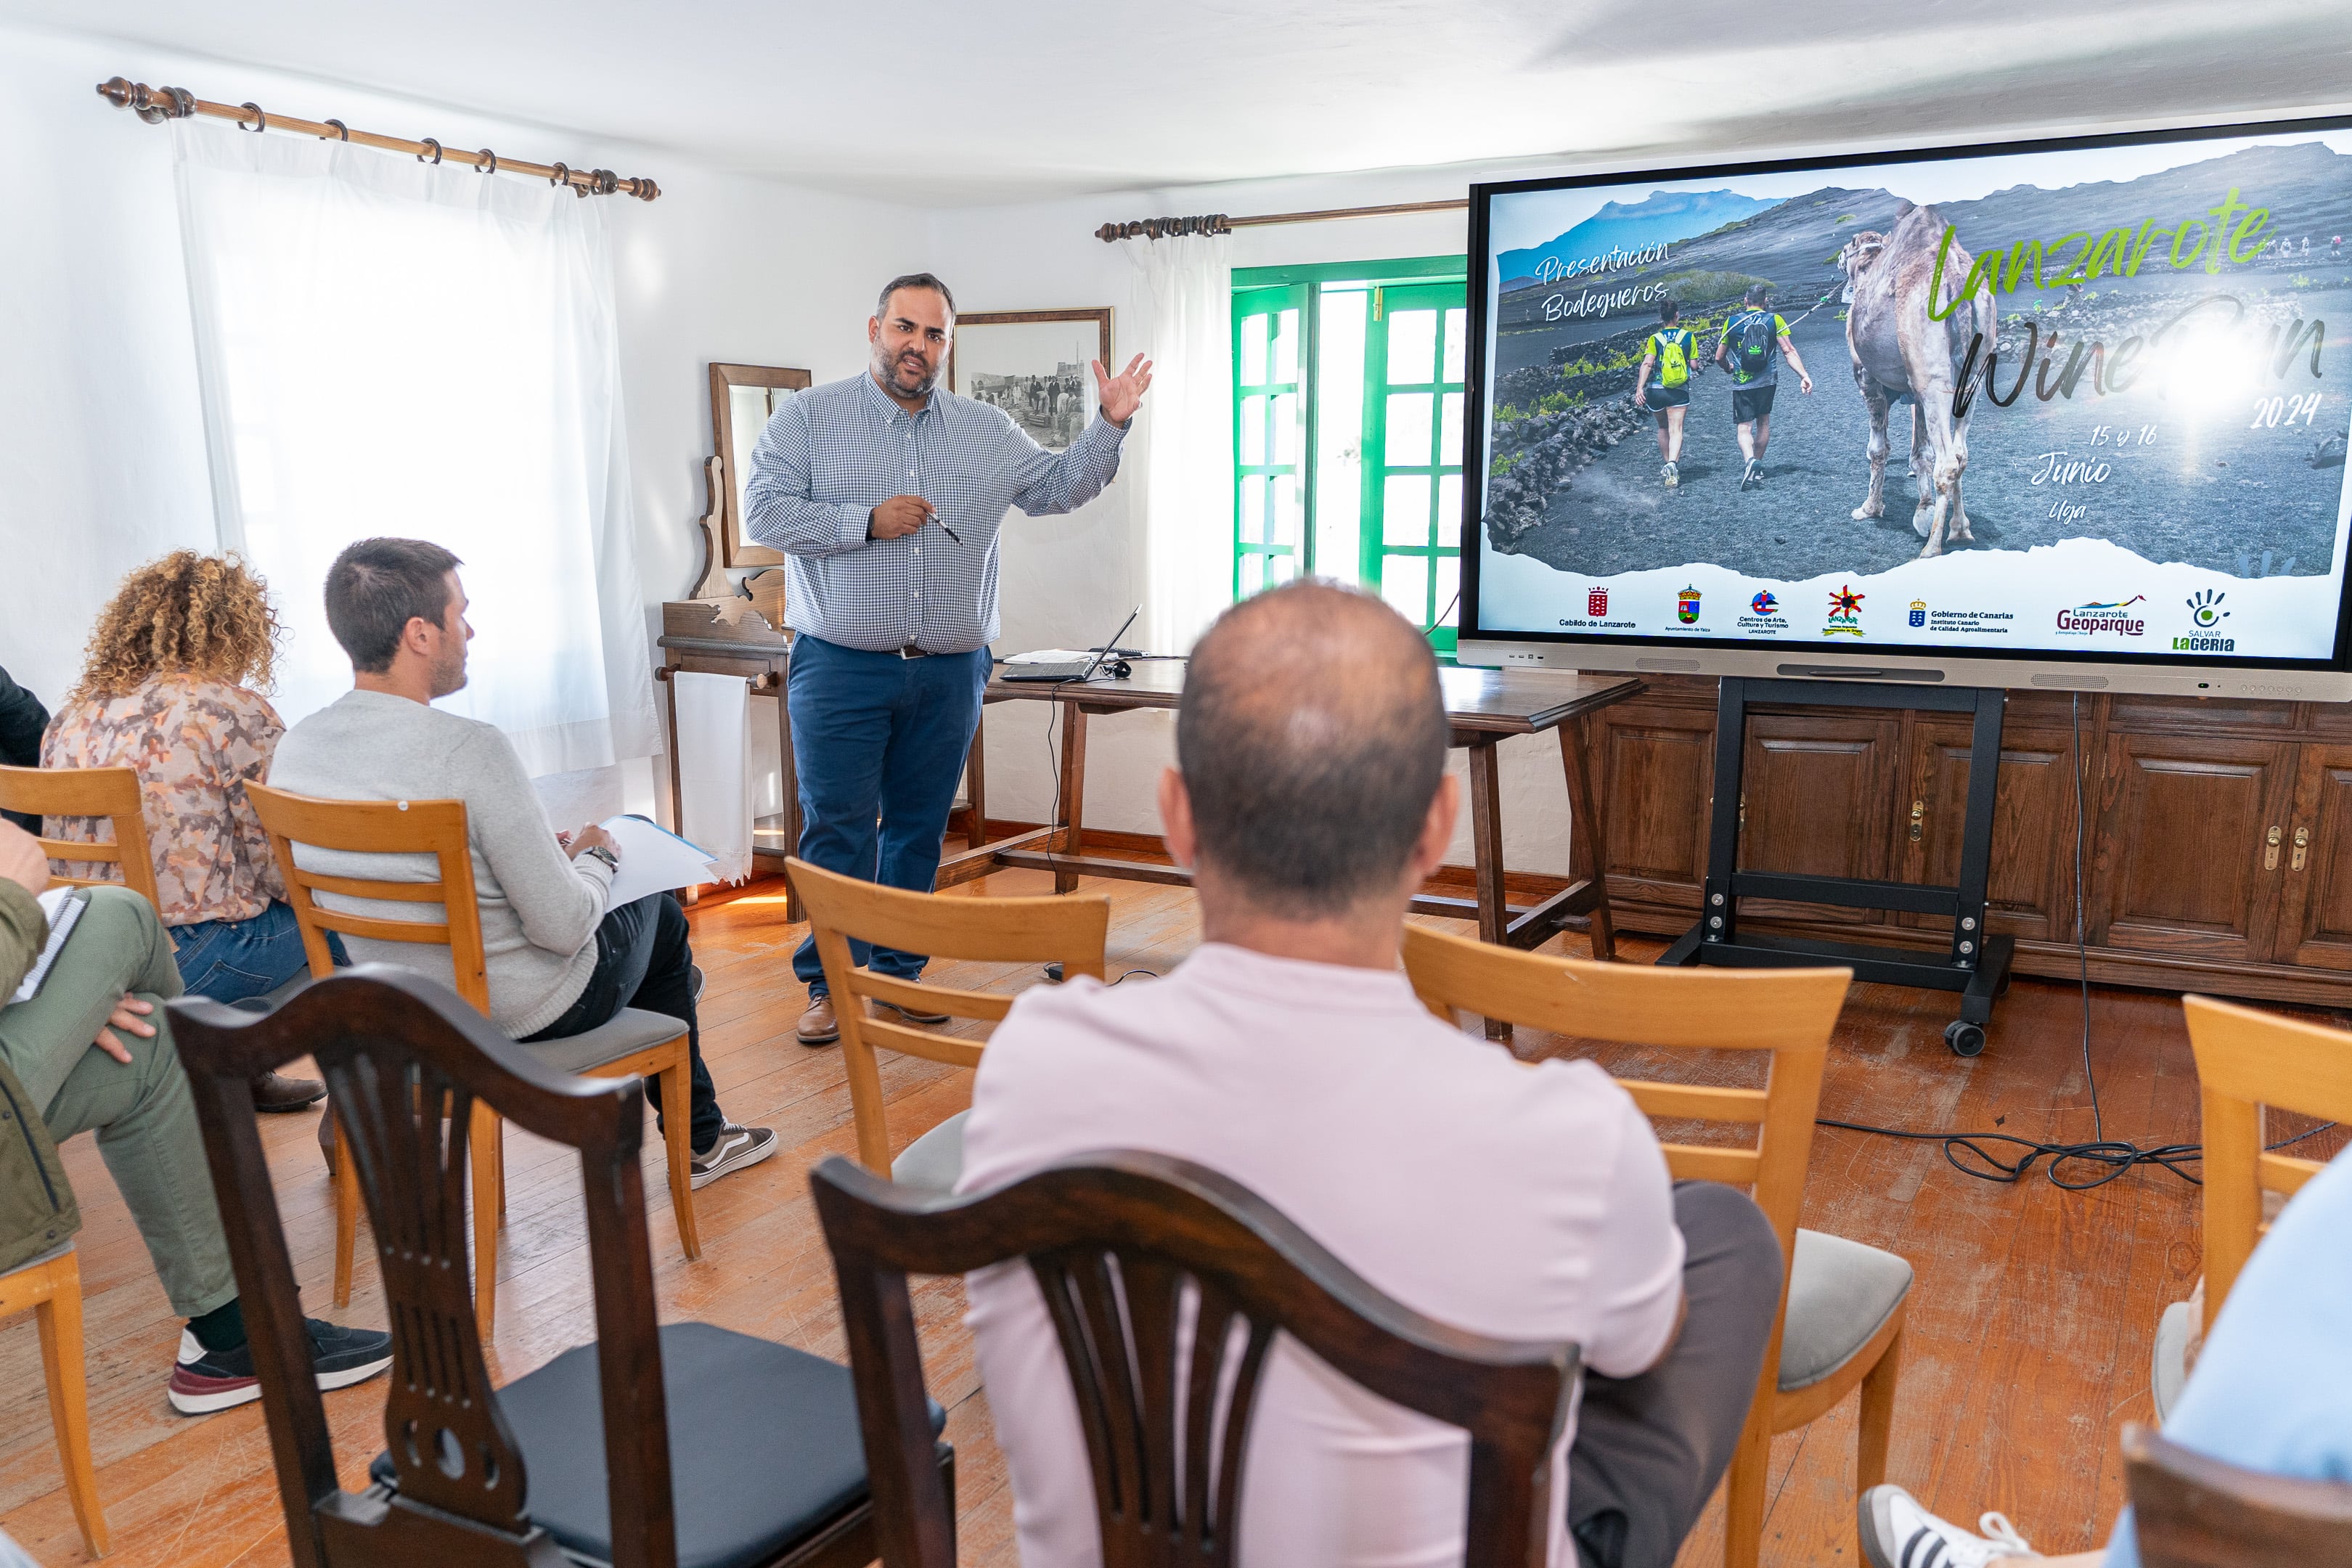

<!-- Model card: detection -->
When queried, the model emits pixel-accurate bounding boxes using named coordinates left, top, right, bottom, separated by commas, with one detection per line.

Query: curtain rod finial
left=97, top=76, right=195, bottom=123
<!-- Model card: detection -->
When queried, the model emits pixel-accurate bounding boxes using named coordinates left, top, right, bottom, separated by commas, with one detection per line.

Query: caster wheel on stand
left=1945, top=1020, right=1986, bottom=1058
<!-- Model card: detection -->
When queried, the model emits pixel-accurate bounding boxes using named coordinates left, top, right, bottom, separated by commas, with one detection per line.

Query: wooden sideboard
left=1592, top=674, right=2352, bottom=1009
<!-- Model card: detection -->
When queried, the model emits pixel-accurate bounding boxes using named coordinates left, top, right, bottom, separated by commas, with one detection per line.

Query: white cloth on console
left=671, top=671, right=754, bottom=885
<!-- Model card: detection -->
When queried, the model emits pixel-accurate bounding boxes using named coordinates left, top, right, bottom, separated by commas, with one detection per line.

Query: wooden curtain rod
left=1094, top=197, right=1466, bottom=242
left=96, top=76, right=660, bottom=200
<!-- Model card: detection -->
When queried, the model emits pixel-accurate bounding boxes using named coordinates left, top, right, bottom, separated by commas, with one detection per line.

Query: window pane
left=1442, top=308, right=1467, bottom=384
left=1240, top=393, right=1265, bottom=465
left=1386, top=393, right=1432, bottom=467
left=1388, top=309, right=1437, bottom=385
left=1437, top=473, right=1462, bottom=543
left=1273, top=391, right=1300, bottom=465
left=1315, top=291, right=1368, bottom=585
left=1273, top=474, right=1302, bottom=544
left=1273, top=308, right=1300, bottom=384
left=1434, top=555, right=1461, bottom=626
left=1270, top=552, right=1299, bottom=585
left=1440, top=393, right=1463, bottom=470
left=1383, top=474, right=1432, bottom=546
left=1381, top=553, right=1429, bottom=624
left=1238, top=475, right=1264, bottom=544
left=1241, top=312, right=1268, bottom=385
left=1240, top=552, right=1265, bottom=596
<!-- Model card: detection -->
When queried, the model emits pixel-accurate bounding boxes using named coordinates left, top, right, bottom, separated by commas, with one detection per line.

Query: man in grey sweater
left=270, top=538, right=773, bottom=1188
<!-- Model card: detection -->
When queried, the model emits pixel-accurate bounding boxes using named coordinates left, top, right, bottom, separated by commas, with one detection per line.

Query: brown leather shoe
left=252, top=1071, right=327, bottom=1113
left=796, top=994, right=840, bottom=1047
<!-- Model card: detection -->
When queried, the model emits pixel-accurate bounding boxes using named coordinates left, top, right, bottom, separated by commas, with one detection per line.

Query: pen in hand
left=936, top=517, right=962, bottom=544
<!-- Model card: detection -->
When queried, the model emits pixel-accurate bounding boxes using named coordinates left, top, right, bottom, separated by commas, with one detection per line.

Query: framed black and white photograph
left=947, top=309, right=1113, bottom=452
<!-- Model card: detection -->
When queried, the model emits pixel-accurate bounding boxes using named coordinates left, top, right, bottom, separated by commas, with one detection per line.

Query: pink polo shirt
left=958, top=941, right=1684, bottom=1568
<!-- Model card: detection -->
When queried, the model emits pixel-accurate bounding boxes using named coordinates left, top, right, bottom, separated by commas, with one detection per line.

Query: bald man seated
left=956, top=581, right=1786, bottom=1568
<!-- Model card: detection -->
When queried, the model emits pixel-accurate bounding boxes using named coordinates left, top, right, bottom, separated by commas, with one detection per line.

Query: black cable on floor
left=1816, top=692, right=2337, bottom=1191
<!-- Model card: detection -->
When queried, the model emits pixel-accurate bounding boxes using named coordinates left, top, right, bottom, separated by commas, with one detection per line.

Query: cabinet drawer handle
left=2293, top=825, right=2311, bottom=873
left=2265, top=824, right=2282, bottom=870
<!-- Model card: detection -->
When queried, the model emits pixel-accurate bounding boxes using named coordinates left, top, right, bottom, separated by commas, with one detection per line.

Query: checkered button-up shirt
left=743, top=371, right=1128, bottom=653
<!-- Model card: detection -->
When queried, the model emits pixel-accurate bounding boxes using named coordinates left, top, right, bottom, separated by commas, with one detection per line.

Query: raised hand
left=1093, top=354, right=1155, bottom=427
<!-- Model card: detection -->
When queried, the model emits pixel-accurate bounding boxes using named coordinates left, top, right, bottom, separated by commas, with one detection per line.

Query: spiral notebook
left=10, top=889, right=86, bottom=1005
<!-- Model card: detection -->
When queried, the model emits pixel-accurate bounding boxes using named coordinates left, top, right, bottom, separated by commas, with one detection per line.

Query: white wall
left=931, top=166, right=1588, bottom=873
left=0, top=21, right=916, bottom=822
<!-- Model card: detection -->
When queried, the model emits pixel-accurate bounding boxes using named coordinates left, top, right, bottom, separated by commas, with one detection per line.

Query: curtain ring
left=238, top=102, right=266, bottom=133
left=417, top=137, right=442, bottom=166
left=475, top=147, right=497, bottom=175
left=323, top=118, right=349, bottom=142
left=549, top=161, right=569, bottom=188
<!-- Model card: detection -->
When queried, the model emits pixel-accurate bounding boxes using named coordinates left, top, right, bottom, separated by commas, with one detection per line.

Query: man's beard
left=883, top=349, right=938, bottom=396
left=429, top=650, right=469, bottom=700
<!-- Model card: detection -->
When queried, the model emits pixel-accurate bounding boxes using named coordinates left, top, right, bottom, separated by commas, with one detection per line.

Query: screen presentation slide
left=1474, top=128, right=2352, bottom=663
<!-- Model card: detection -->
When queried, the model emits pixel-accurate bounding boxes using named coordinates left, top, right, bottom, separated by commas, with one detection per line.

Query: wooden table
left=936, top=662, right=1643, bottom=963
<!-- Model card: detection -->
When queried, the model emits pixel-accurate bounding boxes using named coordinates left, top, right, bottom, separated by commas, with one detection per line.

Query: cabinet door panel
left=2275, top=745, right=2352, bottom=970
left=2096, top=735, right=2292, bottom=960
left=1600, top=710, right=1715, bottom=912
left=1736, top=714, right=1901, bottom=925
left=1902, top=723, right=2073, bottom=942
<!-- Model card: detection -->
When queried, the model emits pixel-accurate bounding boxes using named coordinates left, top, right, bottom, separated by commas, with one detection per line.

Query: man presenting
left=744, top=274, right=1151, bottom=1045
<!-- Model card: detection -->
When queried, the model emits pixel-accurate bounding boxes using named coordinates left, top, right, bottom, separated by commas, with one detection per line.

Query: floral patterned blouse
left=41, top=674, right=287, bottom=927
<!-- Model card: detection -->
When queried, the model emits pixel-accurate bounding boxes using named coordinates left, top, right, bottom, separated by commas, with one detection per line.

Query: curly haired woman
left=42, top=552, right=338, bottom=1110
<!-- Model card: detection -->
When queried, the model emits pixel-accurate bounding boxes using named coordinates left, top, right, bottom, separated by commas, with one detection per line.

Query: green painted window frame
left=1231, top=256, right=1469, bottom=651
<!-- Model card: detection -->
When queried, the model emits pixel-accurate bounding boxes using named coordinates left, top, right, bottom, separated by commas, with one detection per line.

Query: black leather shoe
left=252, top=1071, right=327, bottom=1113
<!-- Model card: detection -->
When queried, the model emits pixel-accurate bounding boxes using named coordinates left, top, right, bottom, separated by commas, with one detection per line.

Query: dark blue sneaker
left=168, top=1318, right=394, bottom=1414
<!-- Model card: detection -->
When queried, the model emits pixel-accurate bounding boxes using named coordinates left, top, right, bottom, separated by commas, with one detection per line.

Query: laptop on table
left=999, top=606, right=1140, bottom=685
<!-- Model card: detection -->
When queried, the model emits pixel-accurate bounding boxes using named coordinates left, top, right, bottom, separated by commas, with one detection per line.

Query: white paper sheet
left=671, top=671, right=755, bottom=883
left=11, top=889, right=86, bottom=1004
left=598, top=815, right=719, bottom=907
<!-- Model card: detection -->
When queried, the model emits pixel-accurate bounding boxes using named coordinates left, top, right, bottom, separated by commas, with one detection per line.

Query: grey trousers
left=0, top=886, right=237, bottom=1318
left=1568, top=1180, right=1784, bottom=1568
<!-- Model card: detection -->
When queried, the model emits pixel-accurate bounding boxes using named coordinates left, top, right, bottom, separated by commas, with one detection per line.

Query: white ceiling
left=14, top=0, right=2352, bottom=204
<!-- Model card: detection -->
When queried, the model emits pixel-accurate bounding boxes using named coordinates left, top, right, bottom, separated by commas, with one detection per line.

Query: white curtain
left=172, top=118, right=656, bottom=775
left=1124, top=233, right=1235, bottom=654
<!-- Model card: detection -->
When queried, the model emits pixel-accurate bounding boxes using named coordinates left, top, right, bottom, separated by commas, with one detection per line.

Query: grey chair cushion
left=5, top=1239, right=74, bottom=1277
left=2152, top=1297, right=2194, bottom=1422
left=523, top=1007, right=687, bottom=1076
left=1778, top=1228, right=1914, bottom=1392
left=890, top=1109, right=968, bottom=1193
left=367, top=1321, right=947, bottom=1568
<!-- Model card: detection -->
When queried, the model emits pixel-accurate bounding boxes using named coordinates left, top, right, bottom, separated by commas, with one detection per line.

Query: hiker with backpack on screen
left=1633, top=298, right=1698, bottom=488
left=1713, top=282, right=1813, bottom=491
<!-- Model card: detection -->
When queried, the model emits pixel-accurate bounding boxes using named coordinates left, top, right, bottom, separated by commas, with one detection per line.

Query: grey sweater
left=269, top=690, right=613, bottom=1037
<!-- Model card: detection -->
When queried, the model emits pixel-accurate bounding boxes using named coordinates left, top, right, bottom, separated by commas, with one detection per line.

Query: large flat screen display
left=1462, top=118, right=2352, bottom=696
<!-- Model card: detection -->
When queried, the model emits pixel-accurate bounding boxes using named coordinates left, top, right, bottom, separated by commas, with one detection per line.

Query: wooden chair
left=0, top=1245, right=107, bottom=1558
left=0, top=763, right=160, bottom=907
left=1400, top=925, right=1893, bottom=1568
left=2155, top=995, right=2352, bottom=1418
left=169, top=968, right=949, bottom=1568
left=245, top=783, right=699, bottom=1338
left=2122, top=1420, right=2352, bottom=1567
left=786, top=855, right=1107, bottom=1190
left=812, top=1149, right=1578, bottom=1568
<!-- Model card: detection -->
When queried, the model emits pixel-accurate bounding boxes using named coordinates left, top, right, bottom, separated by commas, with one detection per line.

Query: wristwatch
left=582, top=844, right=618, bottom=872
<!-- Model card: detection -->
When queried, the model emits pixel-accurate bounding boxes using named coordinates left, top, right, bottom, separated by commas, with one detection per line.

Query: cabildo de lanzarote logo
left=2056, top=595, right=2146, bottom=636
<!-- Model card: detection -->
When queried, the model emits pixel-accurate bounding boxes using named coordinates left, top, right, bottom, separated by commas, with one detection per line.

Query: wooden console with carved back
left=1593, top=674, right=2352, bottom=1008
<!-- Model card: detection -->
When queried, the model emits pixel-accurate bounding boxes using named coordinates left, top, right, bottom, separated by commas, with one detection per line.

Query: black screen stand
left=1657, top=677, right=2014, bottom=1055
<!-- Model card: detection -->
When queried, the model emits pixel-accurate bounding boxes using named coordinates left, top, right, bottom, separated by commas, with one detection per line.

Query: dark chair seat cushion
left=369, top=1321, right=944, bottom=1568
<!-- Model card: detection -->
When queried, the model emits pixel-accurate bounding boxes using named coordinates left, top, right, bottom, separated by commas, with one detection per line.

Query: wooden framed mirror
left=709, top=362, right=813, bottom=567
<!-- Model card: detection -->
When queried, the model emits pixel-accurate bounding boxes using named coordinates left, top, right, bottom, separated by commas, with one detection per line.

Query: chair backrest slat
left=2123, top=1421, right=2352, bottom=1567
left=0, top=764, right=162, bottom=909
left=247, top=784, right=489, bottom=1010
left=2181, top=995, right=2352, bottom=1329
left=170, top=971, right=679, bottom=1568
left=812, top=1151, right=1578, bottom=1568
left=788, top=856, right=1109, bottom=1172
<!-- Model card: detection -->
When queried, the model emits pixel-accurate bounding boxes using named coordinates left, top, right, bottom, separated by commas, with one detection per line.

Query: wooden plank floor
left=0, top=867, right=2341, bottom=1566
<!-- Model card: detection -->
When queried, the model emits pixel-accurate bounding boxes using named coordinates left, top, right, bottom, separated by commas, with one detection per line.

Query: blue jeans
left=788, top=634, right=990, bottom=995
left=170, top=900, right=348, bottom=1004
